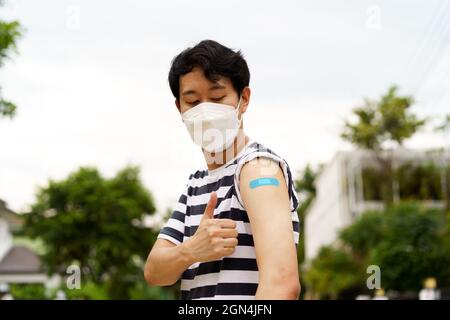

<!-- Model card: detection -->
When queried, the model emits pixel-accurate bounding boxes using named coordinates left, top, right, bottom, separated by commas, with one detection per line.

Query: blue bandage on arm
left=249, top=177, right=280, bottom=189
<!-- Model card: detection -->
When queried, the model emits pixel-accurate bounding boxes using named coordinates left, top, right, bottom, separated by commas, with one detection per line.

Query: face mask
left=181, top=97, right=242, bottom=153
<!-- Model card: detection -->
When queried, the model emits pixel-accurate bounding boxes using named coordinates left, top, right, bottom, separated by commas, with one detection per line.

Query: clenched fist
left=182, top=191, right=239, bottom=263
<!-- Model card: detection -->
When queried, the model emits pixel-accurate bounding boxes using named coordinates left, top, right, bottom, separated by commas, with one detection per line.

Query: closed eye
left=211, top=96, right=225, bottom=102
left=187, top=100, right=200, bottom=106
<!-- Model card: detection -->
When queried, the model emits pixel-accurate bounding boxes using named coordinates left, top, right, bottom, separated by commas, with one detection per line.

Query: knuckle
left=208, top=229, right=216, bottom=237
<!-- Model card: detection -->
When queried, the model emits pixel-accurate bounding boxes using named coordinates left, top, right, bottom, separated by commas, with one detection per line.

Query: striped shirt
left=157, top=139, right=300, bottom=300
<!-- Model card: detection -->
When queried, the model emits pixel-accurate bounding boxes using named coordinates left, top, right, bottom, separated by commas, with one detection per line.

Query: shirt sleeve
left=157, top=182, right=189, bottom=246
left=234, top=149, right=300, bottom=213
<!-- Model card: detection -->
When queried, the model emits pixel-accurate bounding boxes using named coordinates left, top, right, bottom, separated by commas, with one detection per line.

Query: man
left=144, top=40, right=300, bottom=300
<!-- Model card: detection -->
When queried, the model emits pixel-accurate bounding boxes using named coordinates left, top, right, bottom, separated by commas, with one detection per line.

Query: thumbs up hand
left=182, top=192, right=239, bottom=263
left=200, top=190, right=217, bottom=221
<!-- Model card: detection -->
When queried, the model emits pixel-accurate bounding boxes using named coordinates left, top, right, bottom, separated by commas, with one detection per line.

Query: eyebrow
left=209, top=83, right=226, bottom=91
left=181, top=83, right=226, bottom=96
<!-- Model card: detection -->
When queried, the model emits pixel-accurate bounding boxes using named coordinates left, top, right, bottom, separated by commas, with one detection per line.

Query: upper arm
left=240, top=158, right=298, bottom=284
left=147, top=238, right=176, bottom=263
left=153, top=238, right=177, bottom=250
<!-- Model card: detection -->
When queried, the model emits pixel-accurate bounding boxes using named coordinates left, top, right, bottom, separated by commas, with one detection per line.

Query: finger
left=214, top=218, right=237, bottom=229
left=221, top=237, right=239, bottom=248
left=214, top=228, right=239, bottom=238
left=202, top=192, right=217, bottom=220
left=221, top=247, right=235, bottom=256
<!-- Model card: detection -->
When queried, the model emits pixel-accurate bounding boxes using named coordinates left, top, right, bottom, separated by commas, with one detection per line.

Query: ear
left=240, top=87, right=251, bottom=115
left=175, top=99, right=181, bottom=113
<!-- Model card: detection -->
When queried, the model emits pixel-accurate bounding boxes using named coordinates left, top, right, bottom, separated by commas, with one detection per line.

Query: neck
left=203, top=130, right=249, bottom=171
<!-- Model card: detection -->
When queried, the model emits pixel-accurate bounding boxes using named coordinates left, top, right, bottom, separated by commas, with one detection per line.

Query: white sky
left=0, top=0, right=449, bottom=214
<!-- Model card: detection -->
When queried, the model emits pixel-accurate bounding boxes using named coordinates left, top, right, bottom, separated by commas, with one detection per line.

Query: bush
left=396, top=162, right=443, bottom=200
left=304, top=246, right=364, bottom=299
left=304, top=202, right=450, bottom=298
left=10, top=283, right=49, bottom=300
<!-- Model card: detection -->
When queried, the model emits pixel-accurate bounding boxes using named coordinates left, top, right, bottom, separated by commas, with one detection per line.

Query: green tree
left=295, top=164, right=320, bottom=265
left=340, top=211, right=384, bottom=261
left=305, top=202, right=450, bottom=298
left=10, top=283, right=48, bottom=300
left=434, top=114, right=450, bottom=134
left=22, top=166, right=160, bottom=299
left=434, top=114, right=450, bottom=211
left=295, top=164, right=322, bottom=299
left=369, top=203, right=449, bottom=291
left=341, top=86, right=426, bottom=205
left=303, top=246, right=364, bottom=299
left=296, top=164, right=317, bottom=195
left=0, top=0, right=22, bottom=118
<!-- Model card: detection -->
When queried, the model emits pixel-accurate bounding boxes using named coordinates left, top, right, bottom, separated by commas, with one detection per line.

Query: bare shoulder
left=240, top=157, right=281, bottom=179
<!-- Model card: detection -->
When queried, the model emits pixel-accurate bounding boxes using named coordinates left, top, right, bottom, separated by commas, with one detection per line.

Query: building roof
left=0, top=200, right=23, bottom=228
left=0, top=245, right=44, bottom=274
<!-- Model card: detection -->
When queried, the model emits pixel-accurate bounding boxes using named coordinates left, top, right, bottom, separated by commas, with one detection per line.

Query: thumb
left=202, top=191, right=217, bottom=220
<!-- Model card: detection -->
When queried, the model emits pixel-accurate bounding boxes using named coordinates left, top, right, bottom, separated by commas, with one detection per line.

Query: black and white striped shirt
left=157, top=139, right=300, bottom=300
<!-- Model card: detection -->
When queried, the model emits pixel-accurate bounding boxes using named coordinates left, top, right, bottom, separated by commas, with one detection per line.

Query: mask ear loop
left=236, top=95, right=243, bottom=124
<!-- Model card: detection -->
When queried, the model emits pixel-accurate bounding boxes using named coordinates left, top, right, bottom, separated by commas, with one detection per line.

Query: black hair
left=168, top=40, right=250, bottom=100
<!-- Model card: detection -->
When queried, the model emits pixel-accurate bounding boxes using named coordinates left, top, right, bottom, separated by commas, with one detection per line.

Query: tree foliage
left=434, top=114, right=450, bottom=134
left=22, top=166, right=159, bottom=299
left=341, top=86, right=426, bottom=205
left=304, top=246, right=364, bottom=299
left=295, top=164, right=320, bottom=265
left=341, top=86, right=426, bottom=150
left=305, top=203, right=450, bottom=298
left=0, top=0, right=22, bottom=118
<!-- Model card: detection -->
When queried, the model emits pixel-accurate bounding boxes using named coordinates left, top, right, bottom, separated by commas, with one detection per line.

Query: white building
left=304, top=148, right=449, bottom=262
left=0, top=200, right=60, bottom=296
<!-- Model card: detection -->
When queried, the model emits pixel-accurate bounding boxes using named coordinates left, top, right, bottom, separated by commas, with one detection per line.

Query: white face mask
left=181, top=97, right=242, bottom=153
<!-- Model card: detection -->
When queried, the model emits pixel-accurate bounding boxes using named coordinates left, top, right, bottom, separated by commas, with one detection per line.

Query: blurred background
left=0, top=0, right=449, bottom=299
